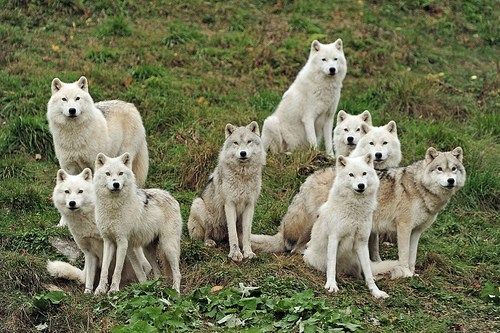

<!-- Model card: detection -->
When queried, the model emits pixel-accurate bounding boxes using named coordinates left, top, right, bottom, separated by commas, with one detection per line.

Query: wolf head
left=334, top=110, right=372, bottom=155
left=221, top=121, right=266, bottom=167
left=47, top=76, right=94, bottom=124
left=334, top=154, right=379, bottom=196
left=94, top=153, right=135, bottom=194
left=352, top=121, right=401, bottom=170
left=53, top=168, right=95, bottom=214
left=308, top=39, right=347, bottom=80
left=422, top=147, right=466, bottom=195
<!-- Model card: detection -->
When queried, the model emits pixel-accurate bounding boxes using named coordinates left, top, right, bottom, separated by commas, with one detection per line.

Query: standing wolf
left=47, top=76, right=149, bottom=186
left=333, top=110, right=372, bottom=157
left=254, top=147, right=465, bottom=279
left=251, top=120, right=402, bottom=254
left=93, top=153, right=182, bottom=294
left=261, top=39, right=347, bottom=155
left=46, top=169, right=155, bottom=293
left=188, top=121, right=266, bottom=262
left=303, top=154, right=389, bottom=298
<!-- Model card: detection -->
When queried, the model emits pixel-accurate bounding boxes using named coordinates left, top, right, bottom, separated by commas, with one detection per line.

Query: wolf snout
left=447, top=178, right=455, bottom=185
left=375, top=152, right=383, bottom=160
left=329, top=67, right=336, bottom=75
left=68, top=108, right=76, bottom=116
left=112, top=182, right=120, bottom=189
left=357, top=183, right=365, bottom=190
left=69, top=201, right=76, bottom=207
left=347, top=136, right=354, bottom=144
left=239, top=151, right=247, bottom=158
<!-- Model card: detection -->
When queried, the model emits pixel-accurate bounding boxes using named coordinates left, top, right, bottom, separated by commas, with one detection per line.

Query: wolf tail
left=46, top=261, right=85, bottom=284
left=370, top=260, right=399, bottom=276
left=250, top=231, right=287, bottom=253
left=133, top=140, right=149, bottom=188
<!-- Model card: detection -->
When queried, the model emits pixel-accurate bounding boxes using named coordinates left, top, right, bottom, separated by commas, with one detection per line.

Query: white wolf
left=333, top=110, right=372, bottom=157
left=261, top=39, right=347, bottom=155
left=251, top=120, right=402, bottom=254
left=46, top=169, right=155, bottom=293
left=254, top=147, right=466, bottom=279
left=93, top=153, right=182, bottom=294
left=303, top=154, right=389, bottom=299
left=187, top=121, right=266, bottom=262
left=47, top=76, right=149, bottom=186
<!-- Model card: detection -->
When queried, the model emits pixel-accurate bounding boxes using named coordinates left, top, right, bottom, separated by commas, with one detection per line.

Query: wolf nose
left=375, top=152, right=382, bottom=159
left=68, top=108, right=76, bottom=115
left=447, top=178, right=455, bottom=185
left=329, top=67, right=336, bottom=74
left=69, top=201, right=76, bottom=207
left=357, top=183, right=365, bottom=190
left=113, top=182, right=120, bottom=189
left=240, top=151, right=247, bottom=158
left=347, top=136, right=354, bottom=143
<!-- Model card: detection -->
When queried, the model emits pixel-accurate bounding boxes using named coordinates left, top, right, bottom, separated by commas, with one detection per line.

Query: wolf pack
left=46, top=39, right=466, bottom=300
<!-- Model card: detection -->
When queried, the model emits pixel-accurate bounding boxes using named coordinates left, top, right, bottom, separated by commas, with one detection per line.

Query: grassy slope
left=0, top=0, right=498, bottom=332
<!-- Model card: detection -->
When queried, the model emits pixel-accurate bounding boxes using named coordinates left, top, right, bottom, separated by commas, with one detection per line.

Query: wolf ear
left=95, top=153, right=107, bottom=169
left=77, top=76, right=88, bottom=92
left=56, top=169, right=68, bottom=183
left=246, top=121, right=260, bottom=136
left=225, top=123, right=236, bottom=138
left=120, top=152, right=132, bottom=168
left=451, top=147, right=463, bottom=162
left=311, top=40, right=321, bottom=52
left=360, top=110, right=372, bottom=125
left=336, top=155, right=348, bottom=168
left=364, top=153, right=373, bottom=166
left=81, top=168, right=92, bottom=181
left=425, top=147, right=439, bottom=164
left=51, top=78, right=63, bottom=94
left=361, top=123, right=371, bottom=134
left=337, top=110, right=347, bottom=123
left=385, top=120, right=397, bottom=135
left=333, top=38, right=343, bottom=51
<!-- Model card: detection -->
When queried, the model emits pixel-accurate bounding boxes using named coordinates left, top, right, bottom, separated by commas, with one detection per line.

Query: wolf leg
left=241, top=203, right=256, bottom=259
left=355, top=240, right=389, bottom=299
left=225, top=202, right=243, bottom=262
left=95, top=238, right=115, bottom=295
left=409, top=229, right=424, bottom=274
left=83, top=251, right=98, bottom=293
left=302, top=115, right=318, bottom=149
left=369, top=232, right=382, bottom=262
left=322, top=111, right=335, bottom=155
left=108, top=237, right=128, bottom=293
left=324, top=235, right=339, bottom=293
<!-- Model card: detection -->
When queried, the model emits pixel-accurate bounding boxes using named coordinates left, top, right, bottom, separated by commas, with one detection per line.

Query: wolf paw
left=371, top=289, right=389, bottom=299
left=204, top=239, right=217, bottom=247
left=228, top=249, right=243, bottom=262
left=324, top=281, right=339, bottom=293
left=94, top=283, right=108, bottom=295
left=108, top=283, right=120, bottom=294
left=84, top=288, right=93, bottom=294
left=390, top=266, right=413, bottom=279
left=243, top=250, right=256, bottom=259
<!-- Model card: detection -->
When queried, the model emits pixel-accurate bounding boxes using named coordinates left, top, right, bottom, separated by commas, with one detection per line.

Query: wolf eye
left=363, top=172, right=367, bottom=176
left=349, top=173, right=354, bottom=177
left=62, top=98, right=67, bottom=102
left=369, top=142, right=374, bottom=145
left=344, top=128, right=348, bottom=132
left=75, top=97, right=80, bottom=101
left=322, top=58, right=326, bottom=62
left=247, top=140, right=252, bottom=144
left=118, top=172, right=123, bottom=176
left=334, top=58, right=338, bottom=61
left=64, top=190, right=70, bottom=194
left=78, top=190, right=83, bottom=194
left=451, top=166, right=457, bottom=171
left=233, top=141, right=238, bottom=145
left=383, top=141, right=388, bottom=145
left=105, top=172, right=111, bottom=176
left=356, top=128, right=360, bottom=132
left=437, top=167, right=442, bottom=171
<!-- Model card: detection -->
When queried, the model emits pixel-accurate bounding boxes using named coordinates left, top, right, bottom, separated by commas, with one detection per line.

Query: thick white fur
left=303, top=154, right=389, bottom=299
left=47, top=168, right=154, bottom=293
left=93, top=153, right=182, bottom=294
left=333, top=110, right=372, bottom=157
left=261, top=39, right=347, bottom=155
left=47, top=76, right=148, bottom=186
left=187, top=122, right=266, bottom=262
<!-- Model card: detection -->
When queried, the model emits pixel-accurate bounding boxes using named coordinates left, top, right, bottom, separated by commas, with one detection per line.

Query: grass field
left=0, top=0, right=499, bottom=332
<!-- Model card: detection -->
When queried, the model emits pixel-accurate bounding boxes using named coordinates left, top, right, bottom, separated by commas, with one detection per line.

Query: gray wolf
left=261, top=39, right=347, bottom=155
left=303, top=154, right=389, bottom=298
left=252, top=147, right=466, bottom=279
left=333, top=110, right=372, bottom=157
left=93, top=153, right=182, bottom=294
left=46, top=168, right=155, bottom=293
left=187, top=121, right=266, bottom=262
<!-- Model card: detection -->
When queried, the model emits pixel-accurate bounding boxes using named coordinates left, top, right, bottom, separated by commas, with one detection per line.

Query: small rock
left=35, top=154, right=42, bottom=161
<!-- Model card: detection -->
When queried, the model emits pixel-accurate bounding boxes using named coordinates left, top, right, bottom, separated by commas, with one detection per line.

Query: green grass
left=0, top=0, right=498, bottom=332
